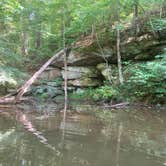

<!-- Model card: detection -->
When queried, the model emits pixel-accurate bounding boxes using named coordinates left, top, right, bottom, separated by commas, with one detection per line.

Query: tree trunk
left=61, top=7, right=68, bottom=120
left=35, top=20, right=42, bottom=49
left=35, top=31, right=41, bottom=49
left=133, top=0, right=139, bottom=35
left=15, top=49, right=65, bottom=102
left=117, top=28, right=123, bottom=84
left=21, top=31, right=28, bottom=55
left=116, top=0, right=124, bottom=84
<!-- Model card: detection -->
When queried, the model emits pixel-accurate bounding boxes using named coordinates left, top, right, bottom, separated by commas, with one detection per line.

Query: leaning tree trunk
left=15, top=49, right=65, bottom=102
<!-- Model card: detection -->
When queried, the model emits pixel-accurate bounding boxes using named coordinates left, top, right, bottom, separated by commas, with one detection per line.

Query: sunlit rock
left=61, top=66, right=99, bottom=80
left=51, top=51, right=108, bottom=67
left=34, top=67, right=61, bottom=84
left=68, top=78, right=100, bottom=87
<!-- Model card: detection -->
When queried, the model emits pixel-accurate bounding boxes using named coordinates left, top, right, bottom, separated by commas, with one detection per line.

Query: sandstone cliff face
left=29, top=27, right=166, bottom=98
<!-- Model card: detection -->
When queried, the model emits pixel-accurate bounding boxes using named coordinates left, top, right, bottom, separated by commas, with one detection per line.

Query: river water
left=0, top=105, right=166, bottom=166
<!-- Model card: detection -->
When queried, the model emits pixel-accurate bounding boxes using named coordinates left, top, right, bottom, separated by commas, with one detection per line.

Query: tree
left=116, top=0, right=124, bottom=84
left=133, top=0, right=140, bottom=35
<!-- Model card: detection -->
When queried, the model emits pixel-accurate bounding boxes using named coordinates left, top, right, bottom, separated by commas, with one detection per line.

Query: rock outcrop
left=34, top=67, right=61, bottom=85
left=68, top=78, right=100, bottom=87
left=51, top=51, right=108, bottom=67
left=62, top=66, right=98, bottom=79
left=31, top=29, right=166, bottom=98
left=31, top=66, right=102, bottom=98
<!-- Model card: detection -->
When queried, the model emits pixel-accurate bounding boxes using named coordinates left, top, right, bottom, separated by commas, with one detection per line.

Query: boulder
left=120, top=37, right=164, bottom=61
left=34, top=67, right=61, bottom=85
left=97, top=63, right=107, bottom=71
left=61, top=66, right=101, bottom=87
left=97, top=63, right=112, bottom=82
left=68, top=78, right=100, bottom=87
left=50, top=30, right=166, bottom=67
left=38, top=67, right=61, bottom=81
left=61, top=66, right=99, bottom=80
left=101, top=68, right=112, bottom=82
left=44, top=77, right=63, bottom=87
left=67, top=86, right=76, bottom=91
left=32, top=85, right=63, bottom=98
left=51, top=51, right=108, bottom=67
left=97, top=63, right=118, bottom=83
left=67, top=51, right=107, bottom=66
left=112, top=34, right=166, bottom=61
left=0, top=73, right=17, bottom=95
left=46, top=81, right=61, bottom=87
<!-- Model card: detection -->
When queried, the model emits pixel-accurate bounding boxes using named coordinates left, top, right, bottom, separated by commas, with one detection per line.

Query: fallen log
left=0, top=49, right=66, bottom=104
left=0, top=97, right=16, bottom=104
left=103, top=102, right=130, bottom=109
left=15, top=49, right=65, bottom=102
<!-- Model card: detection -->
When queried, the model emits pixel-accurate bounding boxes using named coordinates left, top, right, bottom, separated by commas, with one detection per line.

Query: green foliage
left=0, top=66, right=28, bottom=85
left=70, top=85, right=119, bottom=102
left=0, top=69, right=17, bottom=87
left=90, top=85, right=119, bottom=101
left=123, top=53, right=166, bottom=103
left=150, top=18, right=166, bottom=31
left=0, top=66, right=28, bottom=95
left=0, top=0, right=165, bottom=63
left=0, top=47, right=24, bottom=68
left=32, top=78, right=63, bottom=100
left=0, top=0, right=165, bottom=104
left=32, top=86, right=56, bottom=100
left=39, top=77, right=63, bottom=87
left=69, top=88, right=92, bottom=100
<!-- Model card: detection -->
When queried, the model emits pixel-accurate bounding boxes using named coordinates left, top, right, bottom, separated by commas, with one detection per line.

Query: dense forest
left=1, top=1, right=166, bottom=166
left=0, top=0, right=166, bottom=105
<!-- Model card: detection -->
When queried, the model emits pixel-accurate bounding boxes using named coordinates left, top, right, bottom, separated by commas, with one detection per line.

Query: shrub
left=123, top=53, right=166, bottom=103
left=0, top=66, right=28, bottom=95
left=90, top=85, right=119, bottom=101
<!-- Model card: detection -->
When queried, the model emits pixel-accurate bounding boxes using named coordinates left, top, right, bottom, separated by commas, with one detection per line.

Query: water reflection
left=0, top=106, right=166, bottom=166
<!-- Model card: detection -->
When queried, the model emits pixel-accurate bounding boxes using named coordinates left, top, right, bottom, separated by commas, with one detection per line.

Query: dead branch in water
left=103, top=102, right=130, bottom=109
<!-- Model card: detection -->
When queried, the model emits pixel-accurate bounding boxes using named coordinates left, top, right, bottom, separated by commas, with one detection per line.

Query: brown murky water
left=0, top=105, right=166, bottom=166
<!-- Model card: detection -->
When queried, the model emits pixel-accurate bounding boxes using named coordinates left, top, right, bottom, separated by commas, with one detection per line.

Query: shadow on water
left=0, top=104, right=166, bottom=166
